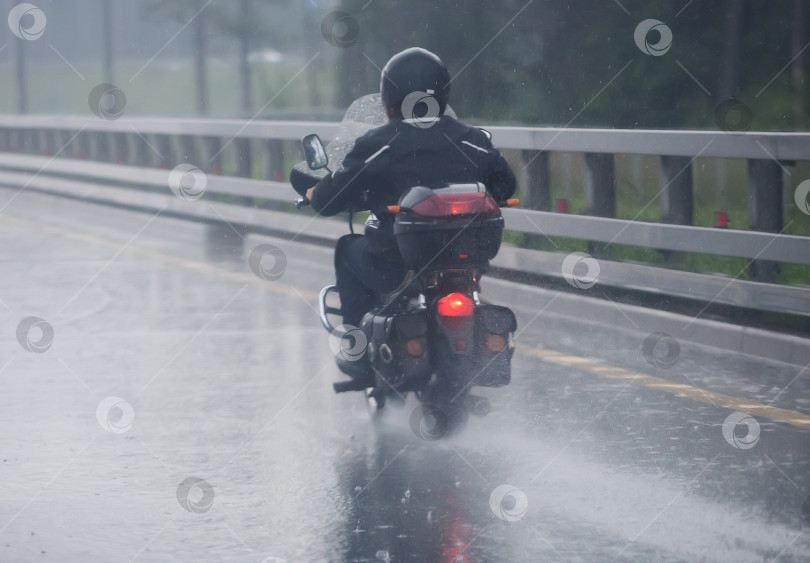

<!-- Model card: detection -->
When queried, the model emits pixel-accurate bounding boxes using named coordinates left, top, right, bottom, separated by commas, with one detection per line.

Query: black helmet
left=380, top=47, right=450, bottom=121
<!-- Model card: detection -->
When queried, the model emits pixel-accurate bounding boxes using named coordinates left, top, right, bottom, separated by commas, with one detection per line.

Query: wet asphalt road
left=1, top=188, right=809, bottom=563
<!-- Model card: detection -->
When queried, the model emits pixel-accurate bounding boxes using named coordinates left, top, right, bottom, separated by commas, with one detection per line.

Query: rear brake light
left=437, top=293, right=474, bottom=317
left=410, top=193, right=499, bottom=219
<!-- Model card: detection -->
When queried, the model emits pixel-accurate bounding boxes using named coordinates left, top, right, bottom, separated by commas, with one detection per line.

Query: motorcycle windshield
left=290, top=93, right=456, bottom=195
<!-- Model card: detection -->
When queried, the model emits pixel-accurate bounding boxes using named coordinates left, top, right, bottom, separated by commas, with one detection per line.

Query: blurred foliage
left=337, top=0, right=809, bottom=131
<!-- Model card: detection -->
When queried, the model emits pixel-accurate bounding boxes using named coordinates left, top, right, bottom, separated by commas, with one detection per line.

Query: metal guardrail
left=2, top=160, right=808, bottom=322
left=0, top=114, right=808, bottom=282
left=1, top=153, right=808, bottom=267
left=2, top=115, right=810, bottom=158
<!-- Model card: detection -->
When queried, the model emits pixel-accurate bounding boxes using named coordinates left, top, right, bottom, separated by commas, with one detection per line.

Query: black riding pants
left=334, top=234, right=407, bottom=327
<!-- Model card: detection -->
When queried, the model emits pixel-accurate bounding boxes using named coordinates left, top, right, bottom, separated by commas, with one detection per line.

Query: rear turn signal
left=506, top=199, right=520, bottom=208
left=437, top=293, right=474, bottom=317
left=405, top=338, right=424, bottom=357
left=486, top=334, right=507, bottom=353
left=387, top=205, right=401, bottom=214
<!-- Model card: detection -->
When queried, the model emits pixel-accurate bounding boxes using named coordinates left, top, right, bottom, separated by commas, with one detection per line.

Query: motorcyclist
left=306, top=47, right=517, bottom=379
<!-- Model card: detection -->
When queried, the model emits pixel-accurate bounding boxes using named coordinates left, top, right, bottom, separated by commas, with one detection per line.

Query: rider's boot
left=336, top=356, right=374, bottom=387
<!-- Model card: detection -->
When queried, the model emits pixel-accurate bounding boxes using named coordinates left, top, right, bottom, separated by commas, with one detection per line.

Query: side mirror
left=302, top=134, right=328, bottom=170
left=478, top=127, right=492, bottom=141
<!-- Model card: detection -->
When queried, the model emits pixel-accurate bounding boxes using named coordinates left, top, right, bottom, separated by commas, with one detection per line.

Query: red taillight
left=410, top=193, right=499, bottom=219
left=437, top=293, right=474, bottom=317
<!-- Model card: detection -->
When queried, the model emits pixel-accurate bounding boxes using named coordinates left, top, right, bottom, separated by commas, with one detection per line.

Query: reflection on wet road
left=1, top=189, right=809, bottom=562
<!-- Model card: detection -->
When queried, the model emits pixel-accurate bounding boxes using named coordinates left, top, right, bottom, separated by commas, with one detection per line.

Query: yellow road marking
left=6, top=212, right=809, bottom=431
left=516, top=343, right=810, bottom=431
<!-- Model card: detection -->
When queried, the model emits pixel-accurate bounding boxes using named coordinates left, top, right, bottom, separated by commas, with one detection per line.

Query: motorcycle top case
left=394, top=184, right=504, bottom=271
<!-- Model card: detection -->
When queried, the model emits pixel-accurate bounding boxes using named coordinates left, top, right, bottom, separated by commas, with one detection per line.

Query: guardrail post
left=25, top=130, right=39, bottom=155
left=39, top=130, right=52, bottom=156
left=585, top=153, right=616, bottom=257
left=111, top=132, right=129, bottom=164
left=90, top=132, right=108, bottom=162
left=156, top=135, right=172, bottom=169
left=205, top=137, right=223, bottom=175
left=132, top=133, right=152, bottom=167
left=747, top=159, right=783, bottom=282
left=10, top=129, right=21, bottom=152
left=59, top=130, right=75, bottom=159
left=180, top=135, right=197, bottom=165
left=265, top=139, right=284, bottom=182
left=235, top=137, right=252, bottom=178
left=521, top=150, right=551, bottom=210
left=659, top=155, right=694, bottom=264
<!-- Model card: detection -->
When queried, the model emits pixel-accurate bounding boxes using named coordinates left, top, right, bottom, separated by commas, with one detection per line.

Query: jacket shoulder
left=442, top=116, right=493, bottom=146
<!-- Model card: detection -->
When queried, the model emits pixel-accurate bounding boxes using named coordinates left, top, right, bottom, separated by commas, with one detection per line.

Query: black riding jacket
left=310, top=114, right=517, bottom=259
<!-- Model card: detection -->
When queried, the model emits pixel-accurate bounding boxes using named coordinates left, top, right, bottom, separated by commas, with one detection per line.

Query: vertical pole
left=747, top=160, right=783, bottom=282
left=156, top=135, right=172, bottom=169
left=660, top=156, right=694, bottom=225
left=180, top=135, right=197, bottom=164
left=659, top=155, right=693, bottom=265
left=14, top=35, right=27, bottom=114
left=134, top=133, right=152, bottom=167
left=265, top=139, right=284, bottom=181
left=584, top=153, right=616, bottom=257
left=206, top=137, right=223, bottom=175
left=235, top=137, right=252, bottom=178
left=102, top=0, right=115, bottom=85
left=521, top=150, right=551, bottom=211
left=238, top=0, right=252, bottom=116
left=193, top=0, right=208, bottom=116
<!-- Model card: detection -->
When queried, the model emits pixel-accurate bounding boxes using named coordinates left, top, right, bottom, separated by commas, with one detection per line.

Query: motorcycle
left=290, top=94, right=518, bottom=430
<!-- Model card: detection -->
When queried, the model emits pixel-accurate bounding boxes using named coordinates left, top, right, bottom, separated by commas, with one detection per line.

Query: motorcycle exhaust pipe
left=333, top=379, right=369, bottom=393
